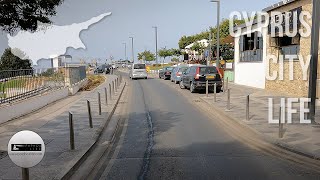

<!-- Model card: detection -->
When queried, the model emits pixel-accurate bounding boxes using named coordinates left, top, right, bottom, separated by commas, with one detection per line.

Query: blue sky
left=0, top=0, right=279, bottom=63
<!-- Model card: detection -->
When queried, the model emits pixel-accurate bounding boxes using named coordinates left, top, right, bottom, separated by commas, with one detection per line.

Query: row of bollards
left=208, top=77, right=285, bottom=139
left=67, top=77, right=122, bottom=151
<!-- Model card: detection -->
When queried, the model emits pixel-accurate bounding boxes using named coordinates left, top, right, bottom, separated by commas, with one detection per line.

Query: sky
left=0, top=0, right=280, bottom=64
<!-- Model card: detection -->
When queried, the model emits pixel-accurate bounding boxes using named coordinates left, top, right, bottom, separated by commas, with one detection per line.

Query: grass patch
left=80, top=75, right=105, bottom=91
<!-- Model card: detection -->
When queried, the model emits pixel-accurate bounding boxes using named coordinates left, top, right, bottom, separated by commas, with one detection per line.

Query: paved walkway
left=200, top=82, right=320, bottom=159
left=0, top=75, right=125, bottom=179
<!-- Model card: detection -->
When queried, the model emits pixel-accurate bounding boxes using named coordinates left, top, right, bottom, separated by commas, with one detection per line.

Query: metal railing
left=0, top=68, right=65, bottom=105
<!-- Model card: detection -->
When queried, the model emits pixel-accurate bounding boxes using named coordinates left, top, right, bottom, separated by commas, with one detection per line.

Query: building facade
left=234, top=0, right=320, bottom=98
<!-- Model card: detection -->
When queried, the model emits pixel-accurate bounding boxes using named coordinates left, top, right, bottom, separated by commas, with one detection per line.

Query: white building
left=52, top=55, right=73, bottom=68
left=184, top=39, right=209, bottom=57
left=233, top=20, right=267, bottom=89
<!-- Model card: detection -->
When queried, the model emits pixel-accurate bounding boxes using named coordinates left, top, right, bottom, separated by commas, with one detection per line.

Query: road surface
left=89, top=75, right=320, bottom=180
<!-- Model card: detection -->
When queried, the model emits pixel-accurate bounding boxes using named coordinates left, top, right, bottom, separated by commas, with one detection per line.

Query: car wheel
left=190, top=82, right=196, bottom=93
left=179, top=81, right=185, bottom=89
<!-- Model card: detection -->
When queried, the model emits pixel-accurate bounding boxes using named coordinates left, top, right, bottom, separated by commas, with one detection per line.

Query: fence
left=0, top=66, right=86, bottom=105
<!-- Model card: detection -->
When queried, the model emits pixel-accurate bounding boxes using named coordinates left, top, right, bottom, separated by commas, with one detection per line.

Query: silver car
left=170, top=65, right=189, bottom=84
left=129, top=63, right=148, bottom=80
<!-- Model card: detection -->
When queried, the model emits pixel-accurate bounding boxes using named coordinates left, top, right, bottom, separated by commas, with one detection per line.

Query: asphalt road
left=99, top=76, right=320, bottom=180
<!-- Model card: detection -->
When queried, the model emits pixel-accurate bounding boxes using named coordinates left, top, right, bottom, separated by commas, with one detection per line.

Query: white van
left=129, top=63, right=148, bottom=80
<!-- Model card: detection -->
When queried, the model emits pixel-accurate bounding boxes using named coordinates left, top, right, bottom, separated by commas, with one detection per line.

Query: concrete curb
left=55, top=78, right=127, bottom=180
left=199, top=96, right=320, bottom=161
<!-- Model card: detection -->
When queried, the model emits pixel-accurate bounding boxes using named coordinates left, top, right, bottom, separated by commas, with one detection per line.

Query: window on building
left=270, top=35, right=300, bottom=59
left=239, top=32, right=263, bottom=62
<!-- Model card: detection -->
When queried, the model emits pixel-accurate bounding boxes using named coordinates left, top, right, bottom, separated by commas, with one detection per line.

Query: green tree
left=0, top=48, right=32, bottom=70
left=0, top=0, right=64, bottom=34
left=158, top=48, right=173, bottom=63
left=137, top=50, right=156, bottom=62
left=178, top=19, right=245, bottom=49
left=170, top=48, right=181, bottom=57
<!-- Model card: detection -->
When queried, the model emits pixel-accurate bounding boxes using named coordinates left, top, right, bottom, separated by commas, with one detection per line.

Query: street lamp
left=122, top=43, right=127, bottom=61
left=152, top=26, right=158, bottom=65
left=308, top=0, right=320, bottom=122
left=129, top=37, right=134, bottom=63
left=210, top=0, right=220, bottom=69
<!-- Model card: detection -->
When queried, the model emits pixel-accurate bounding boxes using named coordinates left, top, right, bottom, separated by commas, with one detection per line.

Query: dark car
left=180, top=65, right=223, bottom=93
left=94, top=65, right=106, bottom=74
left=159, top=67, right=174, bottom=80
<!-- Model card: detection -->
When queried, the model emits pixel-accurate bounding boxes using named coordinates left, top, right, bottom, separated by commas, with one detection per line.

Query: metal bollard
left=109, top=84, right=112, bottom=100
left=69, top=112, right=75, bottom=150
left=226, top=77, right=229, bottom=93
left=214, top=83, right=217, bottom=102
left=22, top=168, right=29, bottom=180
left=120, top=75, right=122, bottom=83
left=113, top=81, right=115, bottom=94
left=206, top=80, right=209, bottom=97
left=98, top=92, right=101, bottom=115
left=246, top=95, right=250, bottom=121
left=104, top=87, right=108, bottom=105
left=279, top=106, right=284, bottom=138
left=227, top=89, right=231, bottom=110
left=87, top=100, right=93, bottom=128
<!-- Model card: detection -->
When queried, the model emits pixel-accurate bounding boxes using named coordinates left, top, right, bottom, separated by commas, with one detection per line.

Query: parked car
left=159, top=67, right=174, bottom=80
left=180, top=65, right=223, bottom=93
left=171, top=65, right=189, bottom=84
left=129, top=63, right=148, bottom=80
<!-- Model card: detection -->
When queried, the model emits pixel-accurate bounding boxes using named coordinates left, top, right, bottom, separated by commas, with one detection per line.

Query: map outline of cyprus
left=7, top=12, right=112, bottom=64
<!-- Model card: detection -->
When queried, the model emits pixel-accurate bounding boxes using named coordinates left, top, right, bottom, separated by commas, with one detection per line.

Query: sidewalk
left=200, top=82, right=320, bottom=159
left=0, top=75, right=125, bottom=179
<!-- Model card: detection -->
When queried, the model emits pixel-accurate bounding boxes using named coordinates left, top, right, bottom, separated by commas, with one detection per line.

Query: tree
left=158, top=48, right=172, bottom=63
left=137, top=50, right=155, bottom=62
left=190, top=42, right=206, bottom=60
left=0, top=0, right=64, bottom=34
left=170, top=48, right=181, bottom=57
left=0, top=48, right=32, bottom=70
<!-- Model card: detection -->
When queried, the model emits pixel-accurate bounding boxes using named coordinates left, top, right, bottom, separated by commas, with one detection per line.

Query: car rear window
left=134, top=64, right=146, bottom=69
left=166, top=67, right=173, bottom=71
left=179, top=67, right=188, bottom=72
left=199, top=67, right=218, bottom=74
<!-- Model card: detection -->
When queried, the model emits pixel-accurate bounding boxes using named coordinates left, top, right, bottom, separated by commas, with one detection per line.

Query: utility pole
left=208, top=33, right=212, bottom=66
left=308, top=0, right=320, bottom=122
left=210, top=0, right=220, bottom=68
left=122, top=43, right=127, bottom=61
left=152, top=26, right=158, bottom=65
left=129, top=37, right=134, bottom=63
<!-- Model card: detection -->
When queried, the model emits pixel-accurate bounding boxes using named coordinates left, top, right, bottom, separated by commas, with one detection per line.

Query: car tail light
left=194, top=67, right=200, bottom=80
left=176, top=72, right=182, bottom=76
left=165, top=71, right=170, bottom=75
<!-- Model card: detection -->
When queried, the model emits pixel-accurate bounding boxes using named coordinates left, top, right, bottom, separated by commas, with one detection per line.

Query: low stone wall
left=68, top=78, right=88, bottom=95
left=0, top=88, right=69, bottom=124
